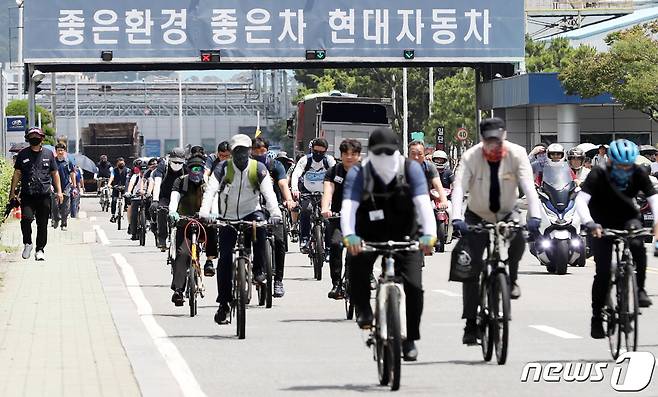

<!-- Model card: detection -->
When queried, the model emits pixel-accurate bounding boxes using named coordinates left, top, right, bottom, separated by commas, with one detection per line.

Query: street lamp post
left=403, top=67, right=409, bottom=157
left=16, top=0, right=24, bottom=99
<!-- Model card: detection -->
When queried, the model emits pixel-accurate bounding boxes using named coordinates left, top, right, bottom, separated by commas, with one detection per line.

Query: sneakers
left=214, top=304, right=230, bottom=325
left=369, top=274, right=378, bottom=290
left=253, top=273, right=266, bottom=285
left=274, top=281, right=285, bottom=298
left=300, top=239, right=309, bottom=254
left=60, top=225, right=67, bottom=231
left=22, top=244, right=33, bottom=259
left=591, top=315, right=605, bottom=339
left=171, top=290, right=184, bottom=306
left=110, top=216, right=116, bottom=223
left=356, top=305, right=374, bottom=329
left=510, top=283, right=521, bottom=300
left=35, top=250, right=45, bottom=261
left=639, top=289, right=653, bottom=308
left=462, top=320, right=479, bottom=345
left=328, top=284, right=344, bottom=300
left=402, top=340, right=418, bottom=362
left=204, top=260, right=216, bottom=277
left=52, top=220, right=59, bottom=229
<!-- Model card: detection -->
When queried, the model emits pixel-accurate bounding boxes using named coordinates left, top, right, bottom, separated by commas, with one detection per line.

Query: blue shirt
left=343, top=160, right=428, bottom=203
left=56, top=158, right=75, bottom=190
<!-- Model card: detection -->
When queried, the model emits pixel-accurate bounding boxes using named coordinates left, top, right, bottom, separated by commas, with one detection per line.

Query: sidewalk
left=0, top=216, right=141, bottom=396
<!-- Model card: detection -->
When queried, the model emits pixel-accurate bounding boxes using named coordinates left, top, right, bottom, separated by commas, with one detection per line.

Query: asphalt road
left=84, top=199, right=658, bottom=397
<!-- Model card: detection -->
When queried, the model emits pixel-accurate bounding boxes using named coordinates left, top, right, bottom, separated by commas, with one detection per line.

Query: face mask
left=170, top=162, right=183, bottom=172
left=253, top=154, right=267, bottom=164
left=233, top=147, right=250, bottom=171
left=368, top=150, right=401, bottom=185
left=482, top=140, right=506, bottom=162
left=28, top=137, right=42, bottom=146
left=188, top=171, right=203, bottom=184
left=610, top=166, right=633, bottom=190
left=133, top=167, right=140, bottom=174
left=312, top=151, right=325, bottom=163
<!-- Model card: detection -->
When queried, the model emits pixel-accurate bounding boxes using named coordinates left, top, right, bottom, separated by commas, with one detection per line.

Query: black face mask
left=312, top=150, right=325, bottom=162
left=233, top=147, right=250, bottom=171
left=28, top=137, right=43, bottom=147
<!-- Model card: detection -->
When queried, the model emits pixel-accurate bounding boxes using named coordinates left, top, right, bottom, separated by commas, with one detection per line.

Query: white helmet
left=432, top=150, right=449, bottom=170
left=547, top=143, right=565, bottom=162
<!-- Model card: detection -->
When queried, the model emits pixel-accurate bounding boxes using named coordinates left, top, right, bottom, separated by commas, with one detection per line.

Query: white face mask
left=368, top=150, right=401, bottom=185
left=170, top=162, right=183, bottom=172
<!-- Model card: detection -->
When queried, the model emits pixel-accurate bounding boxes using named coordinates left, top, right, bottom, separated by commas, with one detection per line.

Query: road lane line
left=432, top=289, right=462, bottom=297
left=90, top=216, right=97, bottom=222
left=529, top=325, right=582, bottom=339
left=93, top=225, right=111, bottom=246
left=111, top=253, right=207, bottom=397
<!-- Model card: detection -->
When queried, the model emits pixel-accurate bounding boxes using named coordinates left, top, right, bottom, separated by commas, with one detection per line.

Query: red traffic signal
left=200, top=50, right=221, bottom=63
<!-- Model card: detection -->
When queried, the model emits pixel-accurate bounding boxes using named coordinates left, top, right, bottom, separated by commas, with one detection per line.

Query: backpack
left=303, top=153, right=330, bottom=174
left=219, top=159, right=260, bottom=194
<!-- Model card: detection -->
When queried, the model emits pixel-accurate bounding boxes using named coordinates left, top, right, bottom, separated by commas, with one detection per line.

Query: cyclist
left=252, top=137, right=295, bottom=298
left=144, top=157, right=158, bottom=180
left=125, top=160, right=151, bottom=240
left=567, top=147, right=590, bottom=185
left=95, top=154, right=112, bottom=191
left=109, top=157, right=128, bottom=223
left=408, top=140, right=449, bottom=209
left=276, top=151, right=295, bottom=173
left=199, top=134, right=282, bottom=325
left=575, top=139, right=657, bottom=339
left=432, top=150, right=453, bottom=189
left=321, top=139, right=361, bottom=299
left=451, top=118, right=541, bottom=345
left=592, top=145, right=608, bottom=168
left=152, top=148, right=187, bottom=251
left=291, top=138, right=336, bottom=253
left=204, top=141, right=231, bottom=180
left=167, top=154, right=218, bottom=305
left=341, top=128, right=437, bottom=361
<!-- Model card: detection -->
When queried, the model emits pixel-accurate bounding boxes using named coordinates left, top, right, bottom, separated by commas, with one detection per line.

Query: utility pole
left=429, top=67, right=434, bottom=118
left=51, top=73, right=57, bottom=131
left=403, top=68, right=409, bottom=157
left=27, top=64, right=35, bottom=127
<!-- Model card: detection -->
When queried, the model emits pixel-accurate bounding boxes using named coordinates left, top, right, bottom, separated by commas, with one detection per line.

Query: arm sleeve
left=291, top=155, right=307, bottom=192
left=517, top=151, right=542, bottom=219
left=647, top=195, right=658, bottom=226
left=341, top=166, right=363, bottom=236
left=258, top=164, right=282, bottom=218
left=168, top=191, right=181, bottom=213
left=451, top=159, right=470, bottom=221
left=199, top=173, right=220, bottom=218
left=575, top=191, right=594, bottom=224
left=153, top=177, right=163, bottom=200
left=413, top=195, right=437, bottom=237
left=327, top=155, right=337, bottom=168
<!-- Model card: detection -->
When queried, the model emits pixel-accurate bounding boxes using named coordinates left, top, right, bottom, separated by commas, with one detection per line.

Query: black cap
left=186, top=154, right=205, bottom=168
left=368, top=128, right=399, bottom=152
left=480, top=117, right=506, bottom=140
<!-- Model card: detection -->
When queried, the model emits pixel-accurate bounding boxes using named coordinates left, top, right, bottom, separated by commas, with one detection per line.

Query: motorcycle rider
left=109, top=157, right=128, bottom=223
left=576, top=140, right=657, bottom=339
left=451, top=118, right=542, bottom=345
left=567, top=147, right=590, bottom=185
left=432, top=150, right=453, bottom=189
left=151, top=148, right=187, bottom=251
left=341, top=128, right=437, bottom=361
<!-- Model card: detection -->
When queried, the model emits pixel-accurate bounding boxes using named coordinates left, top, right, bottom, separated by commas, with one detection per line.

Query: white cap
left=230, top=134, right=252, bottom=150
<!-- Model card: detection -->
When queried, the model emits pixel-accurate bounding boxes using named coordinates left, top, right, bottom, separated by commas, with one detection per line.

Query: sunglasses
left=170, top=160, right=184, bottom=165
left=371, top=147, right=396, bottom=156
left=190, top=165, right=204, bottom=173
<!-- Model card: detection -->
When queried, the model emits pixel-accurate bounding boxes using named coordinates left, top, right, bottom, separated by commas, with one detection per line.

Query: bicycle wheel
left=265, top=237, right=274, bottom=308
left=387, top=287, right=402, bottom=391
left=478, top=275, right=494, bottom=362
left=117, top=209, right=122, bottom=230
left=188, top=261, right=197, bottom=318
left=604, top=280, right=621, bottom=359
left=343, top=266, right=354, bottom=320
left=139, top=208, right=147, bottom=246
left=375, top=289, right=389, bottom=386
left=313, top=225, right=324, bottom=280
left=493, top=272, right=510, bottom=365
left=236, top=258, right=248, bottom=340
left=623, top=269, right=639, bottom=353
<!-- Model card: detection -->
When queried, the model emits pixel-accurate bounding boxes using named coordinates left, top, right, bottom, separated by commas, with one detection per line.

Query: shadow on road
left=167, top=334, right=236, bottom=340
left=280, top=318, right=346, bottom=323
left=404, top=360, right=492, bottom=366
left=517, top=270, right=573, bottom=276
left=281, top=383, right=382, bottom=392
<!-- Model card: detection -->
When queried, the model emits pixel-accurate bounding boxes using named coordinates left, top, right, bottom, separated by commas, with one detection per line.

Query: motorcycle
left=532, top=162, right=585, bottom=274
left=431, top=188, right=453, bottom=253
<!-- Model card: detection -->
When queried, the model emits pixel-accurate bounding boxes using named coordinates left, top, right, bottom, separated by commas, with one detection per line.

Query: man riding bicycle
left=167, top=154, right=218, bottom=306
left=96, top=154, right=112, bottom=191
left=341, top=128, right=437, bottom=361
left=252, top=137, right=295, bottom=298
left=152, top=148, right=187, bottom=250
left=199, top=134, right=282, bottom=325
left=451, top=118, right=541, bottom=345
left=321, top=139, right=362, bottom=300
left=575, top=139, right=657, bottom=339
left=125, top=159, right=152, bottom=240
left=291, top=138, right=336, bottom=253
left=109, top=157, right=128, bottom=223
left=204, top=141, right=231, bottom=180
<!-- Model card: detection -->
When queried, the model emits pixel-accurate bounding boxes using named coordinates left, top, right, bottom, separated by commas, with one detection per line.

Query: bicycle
left=211, top=219, right=270, bottom=339
left=133, top=193, right=149, bottom=246
left=279, top=204, right=290, bottom=253
left=301, top=192, right=326, bottom=280
left=114, top=186, right=126, bottom=230
left=178, top=216, right=207, bottom=317
left=467, top=220, right=525, bottom=366
left=342, top=257, right=354, bottom=320
left=98, top=178, right=111, bottom=212
left=362, top=240, right=419, bottom=392
left=601, top=227, right=653, bottom=359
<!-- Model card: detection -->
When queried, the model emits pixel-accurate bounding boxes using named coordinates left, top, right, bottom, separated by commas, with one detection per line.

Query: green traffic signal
left=403, top=50, right=415, bottom=60
left=316, top=50, right=326, bottom=60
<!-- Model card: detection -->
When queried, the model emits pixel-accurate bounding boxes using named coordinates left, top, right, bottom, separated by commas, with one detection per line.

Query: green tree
left=525, top=36, right=576, bottom=73
left=559, top=22, right=658, bottom=121
left=5, top=99, right=56, bottom=145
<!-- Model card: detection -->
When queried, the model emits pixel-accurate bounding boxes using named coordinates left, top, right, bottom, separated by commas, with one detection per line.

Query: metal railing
left=526, top=0, right=634, bottom=11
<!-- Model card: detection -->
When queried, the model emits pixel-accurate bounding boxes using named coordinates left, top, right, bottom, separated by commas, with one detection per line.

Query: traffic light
left=305, top=50, right=326, bottom=60
left=200, top=50, right=221, bottom=63
left=403, top=49, right=415, bottom=60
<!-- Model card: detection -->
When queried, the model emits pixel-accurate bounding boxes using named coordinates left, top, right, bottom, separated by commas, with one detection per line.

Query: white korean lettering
left=328, top=9, right=355, bottom=44
left=431, top=9, right=457, bottom=45
left=93, top=10, right=119, bottom=45
left=363, top=9, right=389, bottom=45
left=464, top=9, right=491, bottom=44
left=161, top=9, right=187, bottom=45
left=396, top=9, right=424, bottom=44
left=245, top=9, right=271, bottom=44
left=125, top=9, right=154, bottom=45
left=58, top=10, right=85, bottom=46
left=278, top=9, right=306, bottom=44
left=211, top=9, right=238, bottom=45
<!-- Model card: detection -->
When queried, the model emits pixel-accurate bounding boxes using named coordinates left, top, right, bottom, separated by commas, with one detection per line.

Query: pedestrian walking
left=51, top=142, right=76, bottom=231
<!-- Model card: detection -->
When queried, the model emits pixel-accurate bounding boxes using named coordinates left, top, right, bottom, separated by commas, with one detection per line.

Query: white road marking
left=433, top=289, right=462, bottom=297
left=529, top=325, right=582, bottom=339
left=111, top=253, right=207, bottom=397
left=93, top=225, right=111, bottom=246
left=90, top=216, right=97, bottom=222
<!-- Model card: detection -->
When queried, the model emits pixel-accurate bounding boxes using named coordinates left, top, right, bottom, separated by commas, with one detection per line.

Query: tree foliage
left=425, top=69, right=477, bottom=145
left=525, top=36, right=576, bottom=73
left=559, top=22, right=658, bottom=121
left=5, top=99, right=56, bottom=144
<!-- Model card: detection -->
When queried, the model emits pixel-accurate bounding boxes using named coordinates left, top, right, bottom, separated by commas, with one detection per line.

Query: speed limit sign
left=456, top=128, right=468, bottom=141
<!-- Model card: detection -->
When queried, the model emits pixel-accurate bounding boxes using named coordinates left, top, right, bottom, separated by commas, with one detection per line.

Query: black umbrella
left=639, top=145, right=658, bottom=154
left=9, top=142, right=29, bottom=153
left=72, top=153, right=99, bottom=174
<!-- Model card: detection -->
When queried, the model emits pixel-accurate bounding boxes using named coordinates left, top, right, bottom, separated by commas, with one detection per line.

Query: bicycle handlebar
left=361, top=241, right=420, bottom=253
left=210, top=219, right=270, bottom=229
left=466, top=221, right=525, bottom=234
left=602, top=228, right=654, bottom=239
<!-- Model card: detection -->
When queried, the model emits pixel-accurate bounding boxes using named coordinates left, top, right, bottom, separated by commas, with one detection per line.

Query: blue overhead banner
left=24, top=0, right=525, bottom=65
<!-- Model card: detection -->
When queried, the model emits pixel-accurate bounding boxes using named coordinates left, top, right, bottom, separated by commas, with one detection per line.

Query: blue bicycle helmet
left=608, top=139, right=639, bottom=165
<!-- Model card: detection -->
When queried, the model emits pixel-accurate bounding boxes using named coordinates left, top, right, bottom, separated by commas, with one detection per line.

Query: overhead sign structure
left=24, top=0, right=525, bottom=66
